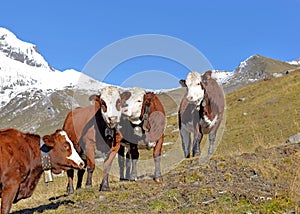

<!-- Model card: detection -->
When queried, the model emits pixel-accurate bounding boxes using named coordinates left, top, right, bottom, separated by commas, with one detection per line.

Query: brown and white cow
left=63, top=86, right=130, bottom=193
left=178, top=71, right=225, bottom=158
left=0, top=128, right=84, bottom=214
left=118, top=88, right=166, bottom=182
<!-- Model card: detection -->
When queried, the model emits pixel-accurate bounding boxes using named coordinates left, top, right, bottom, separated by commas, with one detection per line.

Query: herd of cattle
left=0, top=71, right=225, bottom=214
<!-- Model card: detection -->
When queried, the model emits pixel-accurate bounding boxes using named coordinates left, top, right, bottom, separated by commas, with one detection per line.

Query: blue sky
left=1, top=1, right=299, bottom=89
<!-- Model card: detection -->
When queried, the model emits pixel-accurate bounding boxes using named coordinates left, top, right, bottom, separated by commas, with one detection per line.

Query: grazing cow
left=0, top=128, right=84, bottom=214
left=178, top=71, right=225, bottom=158
left=63, top=86, right=130, bottom=193
left=118, top=88, right=166, bottom=182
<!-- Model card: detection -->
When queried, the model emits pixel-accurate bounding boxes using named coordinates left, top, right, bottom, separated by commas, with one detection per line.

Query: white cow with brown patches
left=118, top=87, right=166, bottom=182
left=179, top=71, right=225, bottom=158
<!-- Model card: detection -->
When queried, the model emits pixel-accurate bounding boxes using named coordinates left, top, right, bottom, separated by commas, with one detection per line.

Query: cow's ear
left=89, top=94, right=100, bottom=102
left=89, top=94, right=101, bottom=108
left=179, top=80, right=187, bottom=87
left=200, top=82, right=206, bottom=91
left=42, top=135, right=55, bottom=148
left=120, top=91, right=131, bottom=104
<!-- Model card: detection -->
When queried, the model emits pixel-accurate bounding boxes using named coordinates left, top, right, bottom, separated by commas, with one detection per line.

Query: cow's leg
left=191, top=121, right=202, bottom=157
left=153, top=134, right=163, bottom=182
left=75, top=149, right=87, bottom=190
left=66, top=169, right=75, bottom=194
left=129, top=144, right=139, bottom=181
left=85, top=158, right=95, bottom=187
left=76, top=169, right=85, bottom=189
left=192, top=133, right=203, bottom=157
left=99, top=150, right=116, bottom=191
left=1, top=180, right=19, bottom=214
left=180, top=125, right=191, bottom=158
left=208, top=132, right=216, bottom=156
left=125, top=149, right=131, bottom=180
left=208, top=119, right=222, bottom=156
left=99, top=135, right=121, bottom=191
left=118, top=144, right=126, bottom=180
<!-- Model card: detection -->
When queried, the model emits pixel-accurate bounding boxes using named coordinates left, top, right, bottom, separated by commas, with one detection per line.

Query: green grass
left=217, top=69, right=300, bottom=156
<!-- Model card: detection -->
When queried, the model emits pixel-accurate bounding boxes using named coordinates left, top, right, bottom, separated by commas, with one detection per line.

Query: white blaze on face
left=100, top=86, right=122, bottom=128
left=185, top=71, right=205, bottom=105
left=122, top=87, right=146, bottom=124
left=59, top=131, right=84, bottom=167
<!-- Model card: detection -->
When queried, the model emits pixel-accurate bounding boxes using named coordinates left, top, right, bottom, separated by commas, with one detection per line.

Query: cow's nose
left=187, top=95, right=193, bottom=101
left=108, top=116, right=118, bottom=122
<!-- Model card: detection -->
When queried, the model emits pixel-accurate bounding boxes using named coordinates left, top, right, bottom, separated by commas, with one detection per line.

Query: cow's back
left=63, top=105, right=99, bottom=150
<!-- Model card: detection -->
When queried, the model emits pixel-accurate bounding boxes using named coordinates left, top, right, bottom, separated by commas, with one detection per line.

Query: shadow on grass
left=12, top=196, right=74, bottom=214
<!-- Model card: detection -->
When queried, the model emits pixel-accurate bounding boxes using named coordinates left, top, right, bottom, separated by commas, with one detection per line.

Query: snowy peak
left=222, top=54, right=299, bottom=94
left=210, top=70, right=233, bottom=84
left=0, top=27, right=53, bottom=70
left=288, top=58, right=300, bottom=66
left=235, top=54, right=298, bottom=75
left=0, top=27, right=107, bottom=108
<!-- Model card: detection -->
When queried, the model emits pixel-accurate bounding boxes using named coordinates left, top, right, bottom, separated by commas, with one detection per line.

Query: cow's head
left=121, top=87, right=146, bottom=124
left=180, top=71, right=206, bottom=106
left=44, top=130, right=84, bottom=174
left=99, top=86, right=130, bottom=128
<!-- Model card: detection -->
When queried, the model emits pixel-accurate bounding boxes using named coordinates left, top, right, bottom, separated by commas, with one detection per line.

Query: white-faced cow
left=179, top=71, right=225, bottom=158
left=63, top=86, right=130, bottom=193
left=0, top=128, right=84, bottom=214
left=118, top=87, right=166, bottom=182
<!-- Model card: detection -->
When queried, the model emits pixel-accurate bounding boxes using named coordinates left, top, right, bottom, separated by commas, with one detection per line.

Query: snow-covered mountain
left=0, top=27, right=52, bottom=70
left=0, top=27, right=107, bottom=108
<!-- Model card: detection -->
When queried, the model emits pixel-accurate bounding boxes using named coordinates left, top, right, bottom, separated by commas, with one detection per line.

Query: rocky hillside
left=223, top=54, right=299, bottom=93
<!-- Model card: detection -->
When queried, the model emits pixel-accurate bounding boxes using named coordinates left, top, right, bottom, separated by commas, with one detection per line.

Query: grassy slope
left=9, top=70, right=300, bottom=213
left=218, top=69, right=300, bottom=155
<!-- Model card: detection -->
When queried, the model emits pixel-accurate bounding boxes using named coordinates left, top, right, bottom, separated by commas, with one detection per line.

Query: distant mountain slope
left=223, top=54, right=299, bottom=93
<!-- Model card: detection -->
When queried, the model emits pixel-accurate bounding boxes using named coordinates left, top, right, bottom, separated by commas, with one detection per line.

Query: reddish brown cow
left=118, top=91, right=166, bottom=182
left=63, top=87, right=130, bottom=194
left=179, top=71, right=225, bottom=158
left=0, top=128, right=84, bottom=214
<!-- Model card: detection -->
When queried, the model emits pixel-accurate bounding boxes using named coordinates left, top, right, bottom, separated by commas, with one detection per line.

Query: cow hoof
left=67, top=186, right=74, bottom=195
left=193, top=153, right=200, bottom=157
left=99, top=184, right=111, bottom=192
left=120, top=178, right=129, bottom=182
left=130, top=178, right=137, bottom=182
left=153, top=177, right=163, bottom=183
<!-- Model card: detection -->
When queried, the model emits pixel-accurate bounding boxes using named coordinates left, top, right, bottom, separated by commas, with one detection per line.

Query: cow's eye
left=63, top=142, right=70, bottom=151
left=101, top=100, right=107, bottom=112
left=137, top=100, right=142, bottom=103
left=197, top=82, right=201, bottom=85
